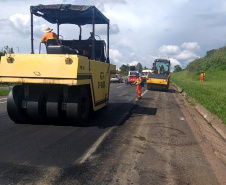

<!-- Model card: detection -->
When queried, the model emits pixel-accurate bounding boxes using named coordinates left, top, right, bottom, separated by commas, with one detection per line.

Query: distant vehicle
left=146, top=58, right=170, bottom=91
left=141, top=69, right=153, bottom=82
left=125, top=70, right=139, bottom=85
left=111, top=74, right=123, bottom=83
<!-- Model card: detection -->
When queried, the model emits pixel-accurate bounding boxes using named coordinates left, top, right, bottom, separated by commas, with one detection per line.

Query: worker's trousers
left=200, top=76, right=204, bottom=82
left=137, top=84, right=142, bottom=98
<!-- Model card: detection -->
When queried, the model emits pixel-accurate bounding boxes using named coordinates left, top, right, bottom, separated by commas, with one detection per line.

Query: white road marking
left=135, top=90, right=148, bottom=101
left=141, top=90, right=148, bottom=96
left=0, top=98, right=7, bottom=103
left=78, top=127, right=113, bottom=164
left=117, top=86, right=123, bottom=88
left=79, top=89, right=148, bottom=163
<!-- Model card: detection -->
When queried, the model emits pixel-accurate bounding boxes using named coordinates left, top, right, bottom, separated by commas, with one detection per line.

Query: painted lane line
left=141, top=89, right=148, bottom=96
left=78, top=127, right=113, bottom=164
left=117, top=86, right=123, bottom=88
left=135, top=89, right=148, bottom=101
left=0, top=101, right=7, bottom=104
left=79, top=89, right=145, bottom=163
left=0, top=98, right=7, bottom=100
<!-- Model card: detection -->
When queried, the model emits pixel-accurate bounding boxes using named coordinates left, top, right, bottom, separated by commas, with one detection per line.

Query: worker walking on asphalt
left=135, top=73, right=142, bottom=99
left=200, top=71, right=205, bottom=82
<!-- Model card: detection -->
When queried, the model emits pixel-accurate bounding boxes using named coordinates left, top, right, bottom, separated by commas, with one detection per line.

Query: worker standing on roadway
left=135, top=73, right=142, bottom=99
left=200, top=71, right=205, bottom=82
left=41, top=27, right=60, bottom=45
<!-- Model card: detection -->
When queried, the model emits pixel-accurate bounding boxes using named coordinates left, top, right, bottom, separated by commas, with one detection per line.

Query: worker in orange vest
left=135, top=73, right=142, bottom=99
left=200, top=71, right=205, bottom=82
left=41, top=27, right=60, bottom=45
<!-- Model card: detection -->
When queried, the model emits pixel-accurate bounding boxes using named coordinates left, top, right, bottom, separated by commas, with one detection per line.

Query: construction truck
left=146, top=58, right=170, bottom=91
left=0, top=4, right=116, bottom=126
left=125, top=66, right=138, bottom=85
left=141, top=69, right=153, bottom=83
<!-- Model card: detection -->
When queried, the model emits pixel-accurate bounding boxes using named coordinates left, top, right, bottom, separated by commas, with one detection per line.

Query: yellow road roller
left=0, top=4, right=116, bottom=125
left=146, top=58, right=170, bottom=91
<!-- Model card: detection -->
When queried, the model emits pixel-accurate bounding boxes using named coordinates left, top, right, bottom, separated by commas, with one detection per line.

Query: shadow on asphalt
left=25, top=102, right=136, bottom=128
left=87, top=102, right=135, bottom=128
left=131, top=105, right=157, bottom=115
left=19, top=101, right=158, bottom=128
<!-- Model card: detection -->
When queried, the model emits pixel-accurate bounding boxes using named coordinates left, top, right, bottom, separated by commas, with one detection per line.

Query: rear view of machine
left=125, top=66, right=138, bottom=85
left=146, top=58, right=170, bottom=91
left=0, top=4, right=116, bottom=126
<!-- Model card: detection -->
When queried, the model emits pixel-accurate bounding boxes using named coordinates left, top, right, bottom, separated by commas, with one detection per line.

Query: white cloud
left=109, top=49, right=122, bottom=64
left=159, top=45, right=181, bottom=55
left=175, top=50, right=198, bottom=60
left=168, top=58, right=181, bottom=71
left=130, top=52, right=135, bottom=57
left=1, top=0, right=226, bottom=70
left=128, top=61, right=138, bottom=66
left=157, top=42, right=200, bottom=68
left=181, top=42, right=200, bottom=51
left=110, top=24, right=120, bottom=34
left=9, top=14, right=29, bottom=27
left=9, top=14, right=30, bottom=37
left=95, top=24, right=119, bottom=35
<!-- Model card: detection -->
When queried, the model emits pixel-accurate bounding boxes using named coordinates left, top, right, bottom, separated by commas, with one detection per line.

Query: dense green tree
left=0, top=46, right=14, bottom=58
left=174, top=65, right=182, bottom=72
left=119, top=64, right=129, bottom=76
left=136, top=63, right=143, bottom=73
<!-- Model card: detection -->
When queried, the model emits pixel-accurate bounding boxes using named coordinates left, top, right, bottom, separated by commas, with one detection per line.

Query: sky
left=1, top=0, right=226, bottom=71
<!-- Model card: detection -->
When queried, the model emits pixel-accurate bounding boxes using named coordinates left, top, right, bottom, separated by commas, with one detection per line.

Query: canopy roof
left=30, top=4, right=109, bottom=25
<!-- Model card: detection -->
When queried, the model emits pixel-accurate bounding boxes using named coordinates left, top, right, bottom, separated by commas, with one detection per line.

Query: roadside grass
left=0, top=83, right=13, bottom=96
left=0, top=83, right=18, bottom=87
left=0, top=90, right=10, bottom=96
left=171, top=68, right=226, bottom=124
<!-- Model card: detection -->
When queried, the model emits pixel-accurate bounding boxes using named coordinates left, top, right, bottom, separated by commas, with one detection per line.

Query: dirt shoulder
left=172, top=85, right=226, bottom=184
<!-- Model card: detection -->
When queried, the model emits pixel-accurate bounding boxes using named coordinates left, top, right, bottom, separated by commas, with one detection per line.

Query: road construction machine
left=0, top=4, right=116, bottom=125
left=125, top=66, right=139, bottom=85
left=146, top=58, right=170, bottom=91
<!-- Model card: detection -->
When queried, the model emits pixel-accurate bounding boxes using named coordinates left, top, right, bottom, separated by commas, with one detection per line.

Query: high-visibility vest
left=135, top=77, right=142, bottom=85
left=41, top=32, right=59, bottom=44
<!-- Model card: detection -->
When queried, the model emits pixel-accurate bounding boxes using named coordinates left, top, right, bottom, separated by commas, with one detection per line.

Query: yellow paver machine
left=0, top=4, right=116, bottom=125
left=146, top=58, right=170, bottom=91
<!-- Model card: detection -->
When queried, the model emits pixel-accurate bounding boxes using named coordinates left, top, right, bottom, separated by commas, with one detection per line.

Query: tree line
left=118, top=62, right=183, bottom=75
left=118, top=63, right=143, bottom=76
left=0, top=46, right=14, bottom=58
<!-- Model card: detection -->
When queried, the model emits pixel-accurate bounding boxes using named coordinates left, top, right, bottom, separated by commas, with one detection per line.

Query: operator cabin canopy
left=30, top=4, right=109, bottom=25
left=30, top=4, right=110, bottom=62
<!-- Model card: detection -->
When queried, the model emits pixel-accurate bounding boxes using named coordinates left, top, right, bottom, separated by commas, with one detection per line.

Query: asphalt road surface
left=0, top=83, right=225, bottom=185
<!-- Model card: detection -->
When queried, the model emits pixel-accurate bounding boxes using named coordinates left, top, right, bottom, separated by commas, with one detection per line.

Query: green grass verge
left=171, top=68, right=226, bottom=124
left=0, top=90, right=10, bottom=96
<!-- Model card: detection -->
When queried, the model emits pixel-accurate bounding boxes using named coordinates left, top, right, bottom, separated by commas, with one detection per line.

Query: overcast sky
left=1, top=0, right=226, bottom=70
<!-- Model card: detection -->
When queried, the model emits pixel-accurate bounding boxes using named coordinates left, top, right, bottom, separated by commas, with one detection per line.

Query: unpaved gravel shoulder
left=173, top=87, right=226, bottom=185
